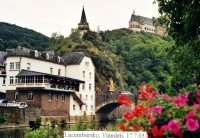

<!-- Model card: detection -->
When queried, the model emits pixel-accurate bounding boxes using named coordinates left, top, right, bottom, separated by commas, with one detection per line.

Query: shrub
left=118, top=84, right=200, bottom=138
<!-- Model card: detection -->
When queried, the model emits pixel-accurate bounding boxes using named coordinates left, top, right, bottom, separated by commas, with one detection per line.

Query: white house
left=62, top=52, right=95, bottom=116
left=1, top=46, right=95, bottom=119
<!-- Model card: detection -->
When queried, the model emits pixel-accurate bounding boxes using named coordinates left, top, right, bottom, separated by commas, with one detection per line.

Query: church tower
left=78, top=6, right=90, bottom=32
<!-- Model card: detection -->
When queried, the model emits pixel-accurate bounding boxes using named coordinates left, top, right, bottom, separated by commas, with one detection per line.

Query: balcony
left=16, top=83, right=77, bottom=92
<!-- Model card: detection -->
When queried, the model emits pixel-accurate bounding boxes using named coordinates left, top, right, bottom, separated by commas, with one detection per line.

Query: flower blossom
left=118, top=124, right=126, bottom=131
left=123, top=111, right=134, bottom=122
left=132, top=104, right=144, bottom=117
left=144, top=106, right=150, bottom=115
left=132, top=125, right=140, bottom=131
left=186, top=119, right=199, bottom=132
left=139, top=84, right=153, bottom=99
left=197, top=91, right=200, bottom=97
left=162, top=94, right=171, bottom=101
left=118, top=94, right=132, bottom=106
left=185, top=110, right=196, bottom=120
left=151, top=91, right=158, bottom=98
left=167, top=120, right=181, bottom=137
left=152, top=125, right=164, bottom=137
left=152, top=106, right=162, bottom=115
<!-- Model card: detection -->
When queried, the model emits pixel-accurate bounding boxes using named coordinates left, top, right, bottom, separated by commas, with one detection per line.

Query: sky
left=0, top=0, right=160, bottom=37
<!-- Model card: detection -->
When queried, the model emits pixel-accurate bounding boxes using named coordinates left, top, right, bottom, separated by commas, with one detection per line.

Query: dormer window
left=35, top=50, right=38, bottom=57
left=46, top=53, right=49, bottom=60
left=85, top=62, right=89, bottom=67
left=58, top=57, right=61, bottom=63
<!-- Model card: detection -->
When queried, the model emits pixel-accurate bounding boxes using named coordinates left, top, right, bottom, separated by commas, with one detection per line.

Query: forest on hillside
left=48, top=29, right=176, bottom=94
left=0, top=22, right=49, bottom=51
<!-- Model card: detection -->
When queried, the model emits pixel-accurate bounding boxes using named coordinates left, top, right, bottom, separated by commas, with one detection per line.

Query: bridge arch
left=95, top=92, right=138, bottom=120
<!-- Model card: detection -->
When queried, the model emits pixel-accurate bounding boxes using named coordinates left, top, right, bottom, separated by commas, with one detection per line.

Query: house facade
left=1, top=46, right=95, bottom=120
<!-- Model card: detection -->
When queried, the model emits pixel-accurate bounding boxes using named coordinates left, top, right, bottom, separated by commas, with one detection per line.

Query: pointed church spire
left=78, top=6, right=89, bottom=31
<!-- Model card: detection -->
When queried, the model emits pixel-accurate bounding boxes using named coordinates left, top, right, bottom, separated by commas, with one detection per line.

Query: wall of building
left=41, top=91, right=70, bottom=116
left=5, top=57, right=65, bottom=91
left=66, top=56, right=95, bottom=116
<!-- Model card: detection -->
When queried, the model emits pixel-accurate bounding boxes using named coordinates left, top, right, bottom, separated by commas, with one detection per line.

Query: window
left=50, top=68, right=53, bottom=74
left=27, top=63, right=31, bottom=70
left=58, top=69, right=61, bottom=76
left=89, top=72, right=92, bottom=79
left=83, top=71, right=85, bottom=78
left=73, top=105, right=75, bottom=110
left=62, top=94, right=65, bottom=101
left=86, top=105, right=88, bottom=111
left=15, top=77, right=18, bottom=84
left=86, top=95, right=88, bottom=100
left=16, top=62, right=20, bottom=70
left=46, top=53, right=49, bottom=60
left=82, top=84, right=85, bottom=90
left=28, top=91, right=33, bottom=100
left=80, top=94, right=82, bottom=100
left=3, top=77, right=5, bottom=85
left=26, top=76, right=34, bottom=83
left=10, top=63, right=14, bottom=70
left=80, top=105, right=82, bottom=110
left=91, top=105, right=93, bottom=111
left=10, top=76, right=14, bottom=84
left=15, top=91, right=19, bottom=100
left=91, top=95, right=93, bottom=101
left=85, top=62, right=89, bottom=67
left=89, top=84, right=92, bottom=91
left=49, top=92, right=52, bottom=101
left=35, top=76, right=43, bottom=83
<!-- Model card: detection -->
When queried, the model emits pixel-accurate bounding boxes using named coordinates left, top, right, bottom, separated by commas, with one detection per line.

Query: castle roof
left=79, top=6, right=88, bottom=25
left=130, top=13, right=153, bottom=26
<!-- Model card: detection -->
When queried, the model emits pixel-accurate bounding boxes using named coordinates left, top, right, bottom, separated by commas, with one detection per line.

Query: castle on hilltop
left=128, top=10, right=166, bottom=37
left=74, top=7, right=166, bottom=37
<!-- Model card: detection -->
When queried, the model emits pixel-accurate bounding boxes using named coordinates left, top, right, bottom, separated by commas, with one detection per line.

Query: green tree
left=154, top=0, right=200, bottom=86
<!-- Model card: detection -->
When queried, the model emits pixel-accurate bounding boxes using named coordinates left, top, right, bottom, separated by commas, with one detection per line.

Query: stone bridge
left=95, top=91, right=138, bottom=120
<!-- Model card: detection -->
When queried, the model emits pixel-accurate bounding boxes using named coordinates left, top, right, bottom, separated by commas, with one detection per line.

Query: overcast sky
left=0, top=0, right=160, bottom=37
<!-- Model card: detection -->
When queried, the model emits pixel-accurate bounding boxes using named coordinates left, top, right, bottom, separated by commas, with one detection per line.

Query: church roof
left=79, top=6, right=88, bottom=25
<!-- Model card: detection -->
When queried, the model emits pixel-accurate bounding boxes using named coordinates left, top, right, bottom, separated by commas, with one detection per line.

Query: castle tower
left=78, top=6, right=89, bottom=32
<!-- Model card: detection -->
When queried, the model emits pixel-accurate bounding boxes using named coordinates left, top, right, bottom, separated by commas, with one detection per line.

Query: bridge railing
left=95, top=91, right=138, bottom=107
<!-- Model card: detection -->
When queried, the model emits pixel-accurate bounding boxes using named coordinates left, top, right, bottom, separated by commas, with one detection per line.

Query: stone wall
left=0, top=107, right=41, bottom=124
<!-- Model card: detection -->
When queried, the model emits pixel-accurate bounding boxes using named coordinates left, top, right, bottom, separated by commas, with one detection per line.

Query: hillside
left=0, top=22, right=49, bottom=51
left=48, top=29, right=174, bottom=93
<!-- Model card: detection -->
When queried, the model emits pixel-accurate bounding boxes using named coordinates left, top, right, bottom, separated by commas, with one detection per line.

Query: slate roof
left=130, top=14, right=153, bottom=26
left=62, top=52, right=85, bottom=65
left=6, top=46, right=65, bottom=64
left=0, top=51, right=6, bottom=66
left=78, top=6, right=89, bottom=25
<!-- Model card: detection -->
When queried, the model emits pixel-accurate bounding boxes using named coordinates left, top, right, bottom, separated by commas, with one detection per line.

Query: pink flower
left=194, top=103, right=200, bottom=109
left=173, top=99, right=187, bottom=106
left=152, top=106, right=162, bottom=115
left=160, top=124, right=168, bottom=132
left=144, top=107, right=150, bottom=115
left=152, top=91, right=158, bottom=98
left=168, top=120, right=181, bottom=135
left=162, top=94, right=171, bottom=101
left=186, top=119, right=199, bottom=132
left=186, top=91, right=192, bottom=97
left=185, top=110, right=196, bottom=120
left=178, top=93, right=188, bottom=102
left=197, top=91, right=200, bottom=97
